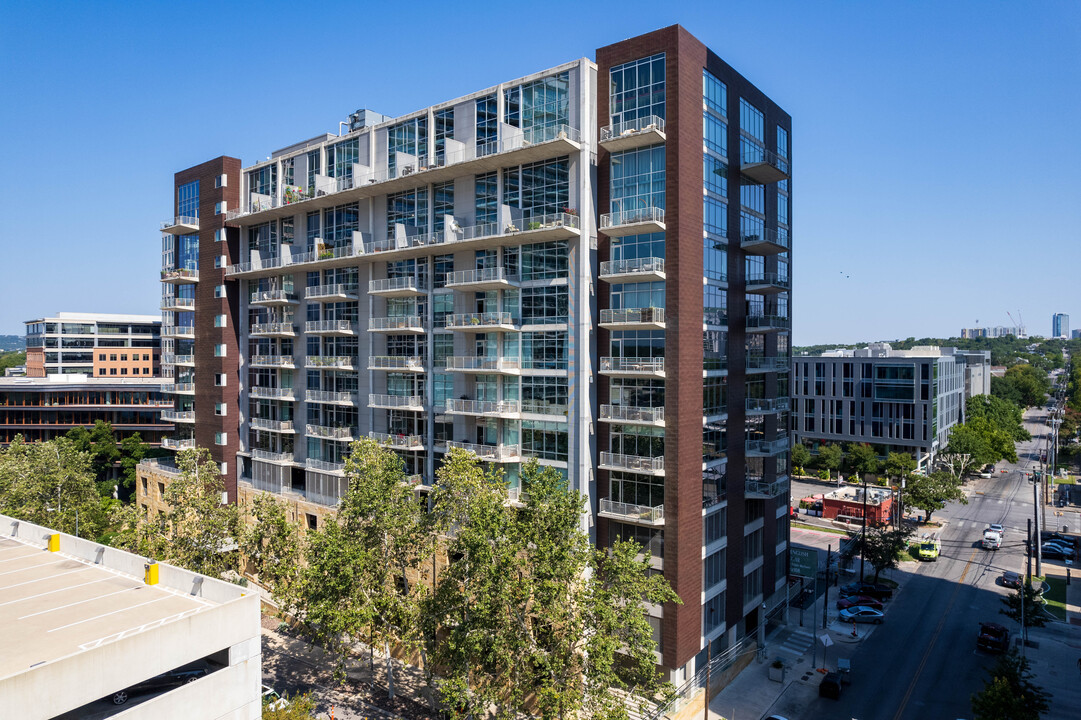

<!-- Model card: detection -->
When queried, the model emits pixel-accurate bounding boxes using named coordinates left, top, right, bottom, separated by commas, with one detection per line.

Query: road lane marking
left=892, top=548, right=978, bottom=720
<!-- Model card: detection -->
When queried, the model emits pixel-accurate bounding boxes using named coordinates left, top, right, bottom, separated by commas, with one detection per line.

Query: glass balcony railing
left=745, top=437, right=790, bottom=456
left=161, top=437, right=196, bottom=451
left=599, top=115, right=666, bottom=144
left=740, top=227, right=790, bottom=255
left=445, top=356, right=520, bottom=373
left=368, top=316, right=426, bottom=332
left=599, top=257, right=665, bottom=280
left=445, top=440, right=520, bottom=462
left=746, top=475, right=790, bottom=499
left=599, top=307, right=665, bottom=327
left=161, top=216, right=199, bottom=233
left=599, top=404, right=665, bottom=425
left=251, top=418, right=295, bottom=433
left=746, top=315, right=791, bottom=332
left=369, top=431, right=425, bottom=450
left=162, top=382, right=195, bottom=394
left=745, top=272, right=791, bottom=293
left=746, top=356, right=790, bottom=373
left=740, top=144, right=790, bottom=184
left=305, top=458, right=345, bottom=474
left=161, top=325, right=195, bottom=338
left=598, top=498, right=665, bottom=525
left=599, top=452, right=665, bottom=475
left=369, top=394, right=425, bottom=410
left=745, top=397, right=790, bottom=413
left=160, top=297, right=195, bottom=311
left=305, top=424, right=356, bottom=441
left=304, top=355, right=357, bottom=370
left=369, top=356, right=425, bottom=371
left=160, top=410, right=195, bottom=423
left=599, top=357, right=665, bottom=376
left=160, top=267, right=199, bottom=283
left=445, top=399, right=520, bottom=417
left=305, top=389, right=357, bottom=404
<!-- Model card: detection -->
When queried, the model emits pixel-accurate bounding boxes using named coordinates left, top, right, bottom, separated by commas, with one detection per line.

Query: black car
left=1000, top=571, right=1022, bottom=589
left=112, top=662, right=210, bottom=705
left=839, top=582, right=893, bottom=600
left=819, top=671, right=843, bottom=699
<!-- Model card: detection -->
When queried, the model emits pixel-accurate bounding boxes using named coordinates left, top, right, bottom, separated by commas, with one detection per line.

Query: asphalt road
left=804, top=408, right=1053, bottom=719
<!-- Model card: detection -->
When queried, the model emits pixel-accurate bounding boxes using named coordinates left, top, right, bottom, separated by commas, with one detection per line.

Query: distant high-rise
left=24, top=312, right=161, bottom=378
left=1052, top=313, right=1069, bottom=339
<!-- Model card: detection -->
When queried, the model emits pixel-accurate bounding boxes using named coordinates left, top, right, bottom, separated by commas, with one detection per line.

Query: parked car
left=988, top=523, right=1004, bottom=535
left=1045, top=533, right=1076, bottom=548
left=836, top=595, right=883, bottom=611
left=818, top=671, right=844, bottom=699
left=977, top=622, right=1010, bottom=653
left=1041, top=544, right=1072, bottom=560
left=1000, top=570, right=1023, bottom=589
left=839, top=582, right=893, bottom=600
left=112, top=662, right=210, bottom=705
left=839, top=606, right=885, bottom=624
left=918, top=540, right=941, bottom=561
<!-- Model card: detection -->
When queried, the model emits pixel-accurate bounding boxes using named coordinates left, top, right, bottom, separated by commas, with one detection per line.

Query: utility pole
left=860, top=479, right=868, bottom=581
left=1027, top=518, right=1033, bottom=582
left=703, top=640, right=711, bottom=720
left=823, top=544, right=832, bottom=630
left=1034, top=473, right=1042, bottom=577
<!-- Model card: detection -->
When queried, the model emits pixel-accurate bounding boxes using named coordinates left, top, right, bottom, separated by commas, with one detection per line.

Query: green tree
left=66, top=421, right=122, bottom=496
left=862, top=526, right=913, bottom=582
left=904, top=471, right=967, bottom=523
left=0, top=351, right=26, bottom=372
left=883, top=452, right=916, bottom=482
left=135, top=448, right=239, bottom=577
left=0, top=436, right=105, bottom=538
left=238, top=491, right=303, bottom=598
left=843, top=443, right=881, bottom=479
left=1000, top=582, right=1048, bottom=629
left=966, top=395, right=1030, bottom=442
left=262, top=692, right=319, bottom=719
left=816, top=444, right=842, bottom=479
left=118, top=433, right=148, bottom=500
left=425, top=452, right=679, bottom=718
left=790, top=443, right=810, bottom=476
left=970, top=650, right=1049, bottom=720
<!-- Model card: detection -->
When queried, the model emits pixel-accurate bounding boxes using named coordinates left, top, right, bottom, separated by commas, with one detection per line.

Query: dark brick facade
left=597, top=26, right=791, bottom=672
left=173, top=157, right=242, bottom=500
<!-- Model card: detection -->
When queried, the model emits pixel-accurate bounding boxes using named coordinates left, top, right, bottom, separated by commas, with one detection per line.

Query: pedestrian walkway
left=772, top=627, right=814, bottom=661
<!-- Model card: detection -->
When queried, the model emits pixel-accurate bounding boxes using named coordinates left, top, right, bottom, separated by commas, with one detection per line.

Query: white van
left=983, top=529, right=1001, bottom=550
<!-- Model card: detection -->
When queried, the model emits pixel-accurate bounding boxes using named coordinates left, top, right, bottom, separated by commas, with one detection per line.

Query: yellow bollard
left=144, top=561, right=159, bottom=585
left=48, top=534, right=60, bottom=552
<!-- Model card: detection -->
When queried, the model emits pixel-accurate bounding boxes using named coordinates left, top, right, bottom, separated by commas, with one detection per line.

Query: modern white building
left=0, top=514, right=261, bottom=719
left=791, top=344, right=990, bottom=470
left=24, top=312, right=161, bottom=378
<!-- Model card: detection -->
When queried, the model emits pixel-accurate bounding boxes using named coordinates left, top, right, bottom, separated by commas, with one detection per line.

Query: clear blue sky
left=1, top=1, right=1078, bottom=345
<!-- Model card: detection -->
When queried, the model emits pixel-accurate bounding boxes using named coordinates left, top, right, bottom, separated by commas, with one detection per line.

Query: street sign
left=819, top=634, right=833, bottom=647
left=791, top=547, right=819, bottom=578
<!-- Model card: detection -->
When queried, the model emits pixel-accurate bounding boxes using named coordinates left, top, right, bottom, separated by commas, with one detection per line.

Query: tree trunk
left=385, top=642, right=395, bottom=699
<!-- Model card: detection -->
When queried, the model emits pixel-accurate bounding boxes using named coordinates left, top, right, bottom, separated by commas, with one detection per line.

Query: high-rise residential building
left=790, top=344, right=990, bottom=471
left=147, top=25, right=792, bottom=685
left=1052, top=313, right=1069, bottom=339
left=158, top=159, right=242, bottom=493
left=24, top=312, right=161, bottom=378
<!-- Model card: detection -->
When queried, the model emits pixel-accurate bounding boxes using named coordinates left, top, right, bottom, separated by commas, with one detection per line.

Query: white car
left=988, top=524, right=1004, bottom=535
left=262, top=685, right=288, bottom=710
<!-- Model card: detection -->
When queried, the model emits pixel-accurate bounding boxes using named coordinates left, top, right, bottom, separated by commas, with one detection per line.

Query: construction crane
left=1007, top=311, right=1027, bottom=338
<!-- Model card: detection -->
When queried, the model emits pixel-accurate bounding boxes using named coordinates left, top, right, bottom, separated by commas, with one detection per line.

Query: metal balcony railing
left=746, top=476, right=790, bottom=499
left=369, top=432, right=424, bottom=449
left=305, top=424, right=356, bottom=440
left=740, top=144, right=790, bottom=181
left=521, top=400, right=568, bottom=417
left=599, top=498, right=665, bottom=525
left=445, top=267, right=519, bottom=287
left=445, top=399, right=520, bottom=416
left=368, top=316, right=426, bottom=332
left=252, top=449, right=294, bottom=464
left=444, top=312, right=516, bottom=330
left=445, top=440, right=520, bottom=461
left=745, top=397, right=790, bottom=413
left=250, top=322, right=296, bottom=335
left=599, top=307, right=665, bottom=326
left=599, top=357, right=665, bottom=375
left=305, top=458, right=345, bottom=474
left=305, top=355, right=357, bottom=369
left=161, top=325, right=195, bottom=338
left=445, top=356, right=520, bottom=373
left=599, top=452, right=665, bottom=474
left=162, top=383, right=195, bottom=394
left=305, top=389, right=357, bottom=404
left=305, top=320, right=358, bottom=334
left=161, top=215, right=200, bottom=232
left=600, top=115, right=666, bottom=142
left=599, top=257, right=665, bottom=278
left=745, top=437, right=790, bottom=456
left=746, top=315, right=791, bottom=332
left=740, top=227, right=790, bottom=253
left=160, top=410, right=195, bottom=422
left=249, top=387, right=295, bottom=400
left=600, top=404, right=665, bottom=424
left=369, top=276, right=426, bottom=294
left=160, top=268, right=199, bottom=282
left=600, top=207, right=665, bottom=230
left=161, top=437, right=195, bottom=450
left=745, top=272, right=791, bottom=291
left=160, top=297, right=195, bottom=310
left=250, top=289, right=298, bottom=304
left=369, top=394, right=425, bottom=410
left=369, top=356, right=425, bottom=371
left=251, top=355, right=295, bottom=367
left=746, top=356, right=790, bottom=372
left=251, top=418, right=295, bottom=433
left=305, top=284, right=359, bottom=300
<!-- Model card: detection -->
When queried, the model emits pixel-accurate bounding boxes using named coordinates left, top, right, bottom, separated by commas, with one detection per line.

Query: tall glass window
left=388, top=117, right=428, bottom=176
left=177, top=180, right=199, bottom=218
left=433, top=181, right=453, bottom=232
left=610, top=146, right=665, bottom=214
left=323, top=203, right=359, bottom=247
left=504, top=158, right=569, bottom=218
left=703, top=70, right=727, bottom=116
left=506, top=72, right=569, bottom=131
left=387, top=189, right=429, bottom=234
left=739, top=98, right=766, bottom=164
left=327, top=138, right=359, bottom=183
left=475, top=172, right=498, bottom=225
left=476, top=94, right=497, bottom=152
left=610, top=53, right=665, bottom=125
left=434, top=108, right=454, bottom=163
left=248, top=165, right=276, bottom=197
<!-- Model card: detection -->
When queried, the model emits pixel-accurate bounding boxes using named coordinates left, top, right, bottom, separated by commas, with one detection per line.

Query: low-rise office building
left=791, top=344, right=990, bottom=470
left=0, top=514, right=261, bottom=719
left=24, top=312, right=162, bottom=378
left=0, top=375, right=173, bottom=445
